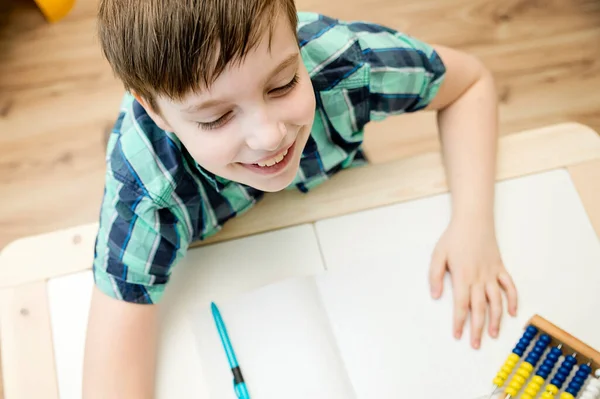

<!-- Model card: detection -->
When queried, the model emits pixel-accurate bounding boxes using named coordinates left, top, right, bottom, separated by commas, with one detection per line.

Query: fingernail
left=454, top=330, right=461, bottom=339
left=473, top=339, right=480, bottom=349
left=492, top=328, right=498, bottom=337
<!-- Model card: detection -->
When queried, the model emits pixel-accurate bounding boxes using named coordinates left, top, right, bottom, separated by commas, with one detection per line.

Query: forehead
left=173, top=14, right=300, bottom=107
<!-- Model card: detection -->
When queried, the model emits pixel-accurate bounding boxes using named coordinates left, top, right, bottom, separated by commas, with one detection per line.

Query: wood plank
left=1, top=122, right=599, bottom=288
left=0, top=282, right=59, bottom=399
left=568, top=159, right=600, bottom=239
left=2, top=0, right=600, bottom=249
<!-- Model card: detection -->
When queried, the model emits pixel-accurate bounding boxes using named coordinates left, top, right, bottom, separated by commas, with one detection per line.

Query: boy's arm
left=85, top=174, right=190, bottom=397
left=424, top=45, right=518, bottom=348
left=83, top=286, right=158, bottom=399
left=350, top=18, right=518, bottom=348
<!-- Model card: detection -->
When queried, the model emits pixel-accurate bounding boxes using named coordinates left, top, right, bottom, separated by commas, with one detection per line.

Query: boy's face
left=148, top=14, right=316, bottom=192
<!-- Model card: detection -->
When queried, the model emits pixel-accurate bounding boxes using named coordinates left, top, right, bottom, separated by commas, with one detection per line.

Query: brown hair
left=97, top=0, right=298, bottom=110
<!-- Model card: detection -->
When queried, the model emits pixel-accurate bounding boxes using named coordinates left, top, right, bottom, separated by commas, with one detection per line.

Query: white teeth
left=256, top=149, right=288, bottom=167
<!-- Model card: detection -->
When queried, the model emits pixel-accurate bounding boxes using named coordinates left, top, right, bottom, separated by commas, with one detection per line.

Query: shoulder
left=297, top=13, right=367, bottom=91
left=297, top=13, right=445, bottom=91
left=104, top=93, right=193, bottom=207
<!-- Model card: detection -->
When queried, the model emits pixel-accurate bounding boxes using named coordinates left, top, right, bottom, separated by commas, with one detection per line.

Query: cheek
left=176, top=125, right=241, bottom=166
left=283, top=77, right=316, bottom=126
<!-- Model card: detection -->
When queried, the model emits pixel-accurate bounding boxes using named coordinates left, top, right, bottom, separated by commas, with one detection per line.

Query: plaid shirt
left=93, top=12, right=446, bottom=304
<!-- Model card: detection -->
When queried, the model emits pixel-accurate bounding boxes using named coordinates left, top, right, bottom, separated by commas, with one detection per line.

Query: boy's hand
left=428, top=217, right=518, bottom=349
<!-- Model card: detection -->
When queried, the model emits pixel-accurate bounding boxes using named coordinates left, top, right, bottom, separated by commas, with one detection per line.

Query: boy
left=85, top=0, right=519, bottom=396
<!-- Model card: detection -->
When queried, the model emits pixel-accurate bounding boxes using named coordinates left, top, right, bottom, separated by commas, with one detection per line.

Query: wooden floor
left=0, top=0, right=600, bottom=395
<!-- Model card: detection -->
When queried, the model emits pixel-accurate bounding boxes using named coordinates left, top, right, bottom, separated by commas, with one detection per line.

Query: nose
left=245, top=112, right=287, bottom=152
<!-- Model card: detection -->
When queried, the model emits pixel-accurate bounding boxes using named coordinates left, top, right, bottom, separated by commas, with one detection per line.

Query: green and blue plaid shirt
left=93, top=12, right=446, bottom=304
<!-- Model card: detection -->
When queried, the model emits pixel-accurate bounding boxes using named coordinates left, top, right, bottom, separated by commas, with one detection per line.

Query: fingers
left=498, top=271, right=518, bottom=316
left=429, top=247, right=447, bottom=299
left=470, top=284, right=486, bottom=349
left=452, top=280, right=470, bottom=341
left=485, top=281, right=503, bottom=338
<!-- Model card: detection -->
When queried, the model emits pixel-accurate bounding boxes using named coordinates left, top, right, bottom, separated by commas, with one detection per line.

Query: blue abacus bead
left=548, top=347, right=562, bottom=360
left=578, top=364, right=592, bottom=375
left=538, top=363, right=553, bottom=378
left=526, top=348, right=543, bottom=365
left=551, top=371, right=569, bottom=387
left=539, top=334, right=552, bottom=344
left=526, top=334, right=551, bottom=365
left=512, top=326, right=538, bottom=356
left=525, top=325, right=539, bottom=336
left=565, top=364, right=593, bottom=395
left=539, top=346, right=562, bottom=377
left=551, top=357, right=578, bottom=387
left=566, top=377, right=586, bottom=396
left=514, top=341, right=528, bottom=356
left=564, top=356, right=578, bottom=366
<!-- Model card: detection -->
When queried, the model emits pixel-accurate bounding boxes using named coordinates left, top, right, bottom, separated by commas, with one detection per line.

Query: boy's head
left=98, top=0, right=316, bottom=192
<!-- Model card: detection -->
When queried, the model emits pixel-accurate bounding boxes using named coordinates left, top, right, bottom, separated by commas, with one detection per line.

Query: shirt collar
left=193, top=161, right=230, bottom=192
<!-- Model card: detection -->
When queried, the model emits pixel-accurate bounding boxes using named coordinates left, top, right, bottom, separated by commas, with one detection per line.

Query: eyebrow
left=183, top=53, right=300, bottom=114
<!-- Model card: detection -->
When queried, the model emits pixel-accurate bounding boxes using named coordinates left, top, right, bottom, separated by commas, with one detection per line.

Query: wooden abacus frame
left=498, top=314, right=600, bottom=399
left=528, top=315, right=600, bottom=369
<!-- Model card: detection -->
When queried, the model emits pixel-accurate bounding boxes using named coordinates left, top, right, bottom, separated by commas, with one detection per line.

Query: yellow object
left=493, top=353, right=520, bottom=387
left=540, top=384, right=559, bottom=398
left=522, top=375, right=545, bottom=399
left=33, top=0, right=76, bottom=23
left=559, top=393, right=575, bottom=399
left=505, top=362, right=534, bottom=396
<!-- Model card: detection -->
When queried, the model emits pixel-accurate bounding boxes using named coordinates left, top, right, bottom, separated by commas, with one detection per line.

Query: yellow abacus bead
left=506, top=386, right=518, bottom=396
left=510, top=374, right=526, bottom=386
left=517, top=368, right=531, bottom=379
left=531, top=375, right=544, bottom=387
left=522, top=375, right=545, bottom=399
left=506, top=362, right=533, bottom=392
left=559, top=393, right=574, bottom=399
left=501, top=365, right=513, bottom=374
left=493, top=353, right=521, bottom=386
left=546, top=384, right=559, bottom=394
left=540, top=384, right=560, bottom=399
left=499, top=370, right=510, bottom=380
left=521, top=362, right=534, bottom=373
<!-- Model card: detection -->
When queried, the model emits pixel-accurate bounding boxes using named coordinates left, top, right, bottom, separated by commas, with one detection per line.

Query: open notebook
left=190, top=261, right=513, bottom=399
left=188, top=169, right=600, bottom=399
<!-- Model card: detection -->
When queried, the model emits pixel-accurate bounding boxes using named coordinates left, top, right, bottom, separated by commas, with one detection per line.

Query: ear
left=131, top=91, right=174, bottom=132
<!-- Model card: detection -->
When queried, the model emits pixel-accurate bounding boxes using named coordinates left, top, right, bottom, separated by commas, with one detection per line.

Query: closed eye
left=196, top=74, right=300, bottom=131
left=270, top=74, right=299, bottom=96
left=196, top=111, right=232, bottom=131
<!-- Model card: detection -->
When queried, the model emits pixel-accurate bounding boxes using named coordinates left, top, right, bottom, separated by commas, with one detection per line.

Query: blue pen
left=211, top=302, right=251, bottom=399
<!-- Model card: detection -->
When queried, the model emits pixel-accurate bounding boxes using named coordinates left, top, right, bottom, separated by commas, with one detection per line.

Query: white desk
left=44, top=169, right=600, bottom=399
left=1, top=123, right=600, bottom=399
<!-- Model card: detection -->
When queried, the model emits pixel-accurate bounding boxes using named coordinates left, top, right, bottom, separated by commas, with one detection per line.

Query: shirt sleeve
left=92, top=172, right=190, bottom=304
left=349, top=21, right=447, bottom=120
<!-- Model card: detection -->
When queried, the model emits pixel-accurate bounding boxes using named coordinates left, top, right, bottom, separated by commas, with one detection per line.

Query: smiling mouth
left=254, top=149, right=289, bottom=167
left=239, top=140, right=297, bottom=175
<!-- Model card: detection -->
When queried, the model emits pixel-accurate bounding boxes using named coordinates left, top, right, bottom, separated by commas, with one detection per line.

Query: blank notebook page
left=46, top=224, right=326, bottom=399
left=315, top=169, right=600, bottom=399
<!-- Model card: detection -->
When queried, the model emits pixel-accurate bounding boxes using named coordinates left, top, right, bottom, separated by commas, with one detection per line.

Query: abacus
left=490, top=315, right=600, bottom=399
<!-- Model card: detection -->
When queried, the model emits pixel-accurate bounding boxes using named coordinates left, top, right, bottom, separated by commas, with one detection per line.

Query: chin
left=249, top=167, right=299, bottom=193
